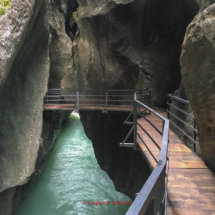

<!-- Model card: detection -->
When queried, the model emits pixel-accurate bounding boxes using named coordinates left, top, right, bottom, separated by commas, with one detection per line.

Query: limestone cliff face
left=180, top=3, right=215, bottom=168
left=0, top=0, right=72, bottom=214
left=62, top=0, right=198, bottom=106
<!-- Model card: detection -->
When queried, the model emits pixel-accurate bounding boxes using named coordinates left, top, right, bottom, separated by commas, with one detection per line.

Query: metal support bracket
left=120, top=143, right=134, bottom=147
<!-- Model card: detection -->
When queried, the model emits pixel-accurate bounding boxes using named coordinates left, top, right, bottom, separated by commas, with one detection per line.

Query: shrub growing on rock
left=0, top=0, right=12, bottom=17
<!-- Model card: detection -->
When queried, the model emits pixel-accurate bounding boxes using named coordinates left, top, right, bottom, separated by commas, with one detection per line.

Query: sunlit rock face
left=180, top=3, right=215, bottom=168
left=62, top=0, right=198, bottom=106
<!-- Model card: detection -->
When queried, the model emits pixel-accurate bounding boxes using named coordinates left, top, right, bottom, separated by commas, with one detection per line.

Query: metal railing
left=122, top=92, right=169, bottom=215
left=167, top=94, right=199, bottom=153
left=45, top=89, right=169, bottom=214
left=44, top=89, right=151, bottom=113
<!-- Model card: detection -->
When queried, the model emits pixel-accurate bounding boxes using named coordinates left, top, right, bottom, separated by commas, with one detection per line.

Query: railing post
left=193, top=118, right=197, bottom=152
left=133, top=92, right=137, bottom=150
left=149, top=90, right=151, bottom=107
left=162, top=120, right=165, bottom=135
left=167, top=95, right=171, bottom=119
left=153, top=169, right=166, bottom=215
left=105, top=91, right=108, bottom=113
left=77, top=91, right=79, bottom=113
left=47, top=91, right=49, bottom=104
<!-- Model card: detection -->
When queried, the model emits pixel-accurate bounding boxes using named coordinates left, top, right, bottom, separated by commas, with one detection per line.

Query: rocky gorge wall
left=0, top=0, right=72, bottom=214
left=180, top=2, right=215, bottom=168
left=62, top=0, right=199, bottom=106
left=1, top=0, right=215, bottom=214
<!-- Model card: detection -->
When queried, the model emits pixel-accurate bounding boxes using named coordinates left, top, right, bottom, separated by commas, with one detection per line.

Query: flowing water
left=15, top=114, right=131, bottom=215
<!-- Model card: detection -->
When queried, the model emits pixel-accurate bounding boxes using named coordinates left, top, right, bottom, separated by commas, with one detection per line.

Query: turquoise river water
left=15, top=114, right=131, bottom=215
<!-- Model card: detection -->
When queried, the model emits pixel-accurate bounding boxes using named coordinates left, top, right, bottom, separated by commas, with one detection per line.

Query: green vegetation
left=72, top=11, right=78, bottom=22
left=0, top=0, right=12, bottom=17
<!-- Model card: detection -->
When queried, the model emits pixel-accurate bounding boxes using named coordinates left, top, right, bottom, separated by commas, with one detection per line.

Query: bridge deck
left=137, top=110, right=215, bottom=215
left=43, top=104, right=146, bottom=112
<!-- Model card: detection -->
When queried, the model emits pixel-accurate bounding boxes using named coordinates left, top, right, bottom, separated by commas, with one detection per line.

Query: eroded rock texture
left=0, top=0, right=49, bottom=193
left=0, top=0, right=72, bottom=214
left=62, top=0, right=199, bottom=106
left=180, top=4, right=215, bottom=168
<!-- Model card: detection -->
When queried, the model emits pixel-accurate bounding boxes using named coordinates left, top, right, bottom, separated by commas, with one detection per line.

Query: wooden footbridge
left=44, top=89, right=215, bottom=215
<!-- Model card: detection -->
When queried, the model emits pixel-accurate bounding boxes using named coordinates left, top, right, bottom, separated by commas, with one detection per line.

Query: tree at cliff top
left=0, top=0, right=12, bottom=17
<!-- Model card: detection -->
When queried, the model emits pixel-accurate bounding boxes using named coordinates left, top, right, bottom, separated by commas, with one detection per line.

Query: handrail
left=48, top=88, right=146, bottom=92
left=167, top=94, right=189, bottom=105
left=167, top=102, right=195, bottom=119
left=167, top=110, right=198, bottom=133
left=45, top=89, right=169, bottom=214
left=167, top=94, right=198, bottom=153
left=44, top=89, right=151, bottom=113
left=126, top=93, right=169, bottom=215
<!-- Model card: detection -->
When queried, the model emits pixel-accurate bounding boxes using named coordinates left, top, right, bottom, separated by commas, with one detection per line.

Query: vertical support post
left=105, top=91, right=108, bottom=113
left=148, top=90, right=151, bottom=114
left=162, top=120, right=165, bottom=135
left=77, top=91, right=79, bottom=113
left=47, top=91, right=49, bottom=104
left=149, top=90, right=151, bottom=107
left=167, top=95, right=171, bottom=119
left=133, top=92, right=137, bottom=150
left=153, top=169, right=166, bottom=215
left=193, top=118, right=197, bottom=152
left=137, top=91, right=140, bottom=113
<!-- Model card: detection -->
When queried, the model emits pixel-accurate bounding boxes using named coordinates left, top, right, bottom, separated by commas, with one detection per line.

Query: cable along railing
left=44, top=89, right=151, bottom=112
left=121, top=92, right=170, bottom=215
left=167, top=94, right=199, bottom=154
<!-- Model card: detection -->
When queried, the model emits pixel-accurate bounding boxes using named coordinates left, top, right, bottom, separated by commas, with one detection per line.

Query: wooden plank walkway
left=136, top=109, right=215, bottom=215
left=43, top=104, right=146, bottom=112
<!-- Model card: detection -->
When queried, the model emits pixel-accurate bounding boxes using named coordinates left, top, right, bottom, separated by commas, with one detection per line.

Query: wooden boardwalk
left=137, top=110, right=215, bottom=215
left=43, top=104, right=146, bottom=112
